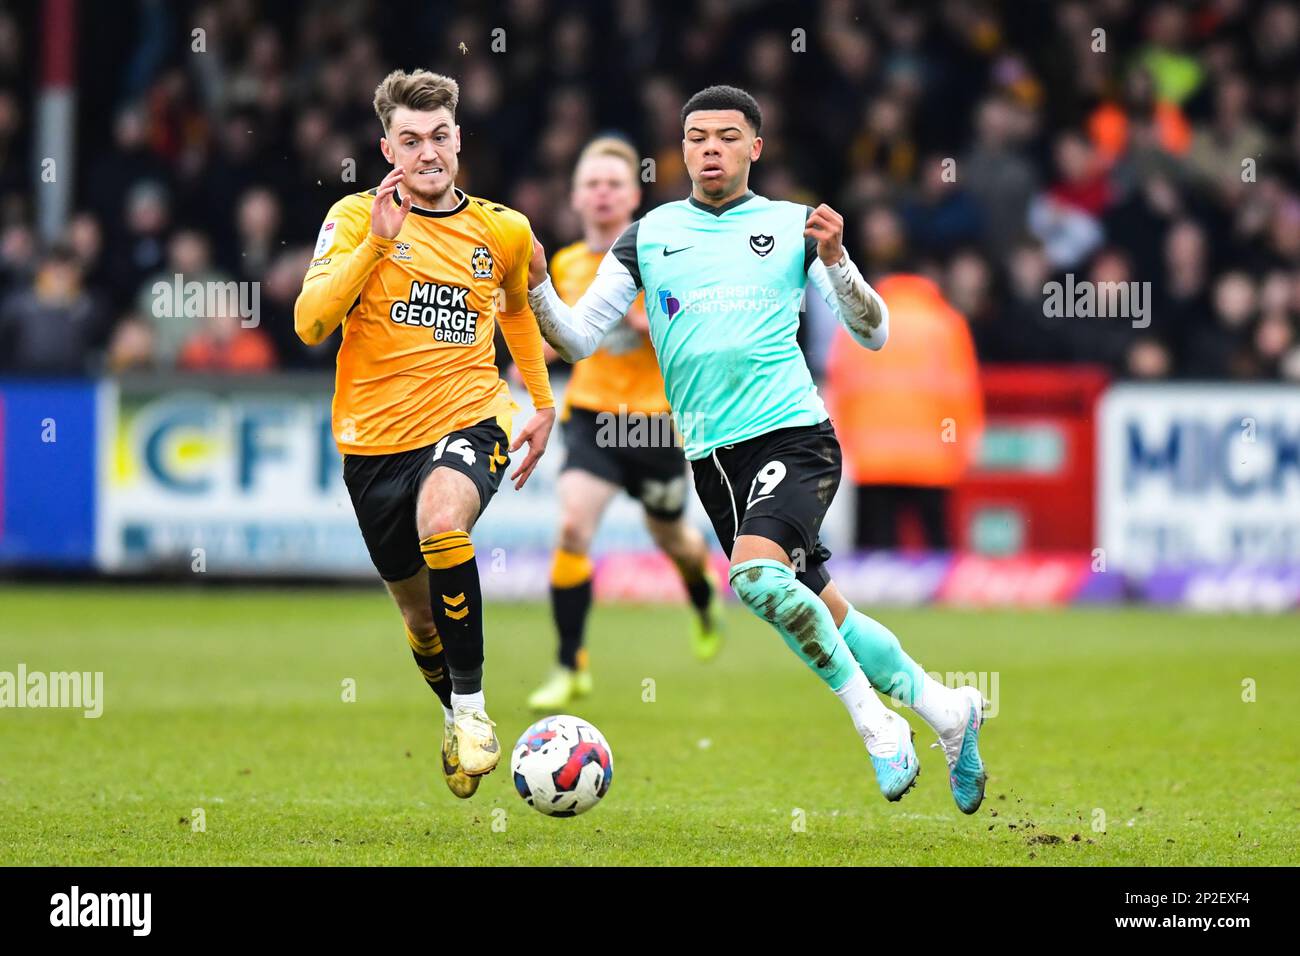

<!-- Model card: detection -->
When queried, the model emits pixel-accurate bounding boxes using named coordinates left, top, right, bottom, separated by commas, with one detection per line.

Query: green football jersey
left=605, top=191, right=836, bottom=460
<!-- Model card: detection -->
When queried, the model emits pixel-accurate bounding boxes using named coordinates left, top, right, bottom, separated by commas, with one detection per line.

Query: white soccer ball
left=511, top=714, right=614, bottom=817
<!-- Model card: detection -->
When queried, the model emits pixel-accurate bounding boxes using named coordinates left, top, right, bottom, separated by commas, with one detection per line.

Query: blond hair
left=373, top=69, right=459, bottom=133
left=574, top=136, right=641, bottom=186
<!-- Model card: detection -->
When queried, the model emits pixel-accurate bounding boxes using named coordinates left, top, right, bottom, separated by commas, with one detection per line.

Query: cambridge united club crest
left=470, top=246, right=494, bottom=279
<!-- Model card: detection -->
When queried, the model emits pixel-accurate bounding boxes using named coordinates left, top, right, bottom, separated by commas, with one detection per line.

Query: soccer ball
left=511, top=714, right=613, bottom=817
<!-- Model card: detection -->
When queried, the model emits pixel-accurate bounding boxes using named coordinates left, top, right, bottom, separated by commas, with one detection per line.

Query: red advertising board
left=949, top=365, right=1109, bottom=553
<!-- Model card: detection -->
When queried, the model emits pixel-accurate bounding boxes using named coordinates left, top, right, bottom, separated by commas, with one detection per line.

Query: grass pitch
left=1, top=584, right=1295, bottom=866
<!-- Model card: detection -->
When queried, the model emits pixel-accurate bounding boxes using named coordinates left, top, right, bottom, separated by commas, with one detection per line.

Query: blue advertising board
left=0, top=378, right=99, bottom=568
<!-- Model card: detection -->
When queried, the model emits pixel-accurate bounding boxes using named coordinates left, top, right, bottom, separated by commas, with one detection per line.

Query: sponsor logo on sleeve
left=314, top=221, right=336, bottom=258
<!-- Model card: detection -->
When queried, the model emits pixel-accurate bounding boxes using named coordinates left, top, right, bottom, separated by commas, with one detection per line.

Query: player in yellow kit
left=527, top=137, right=721, bottom=712
left=294, top=69, right=555, bottom=798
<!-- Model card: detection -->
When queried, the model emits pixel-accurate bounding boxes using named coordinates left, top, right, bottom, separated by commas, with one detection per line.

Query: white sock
left=451, top=690, right=485, bottom=714
left=442, top=704, right=454, bottom=727
left=911, top=675, right=969, bottom=737
left=834, top=671, right=895, bottom=752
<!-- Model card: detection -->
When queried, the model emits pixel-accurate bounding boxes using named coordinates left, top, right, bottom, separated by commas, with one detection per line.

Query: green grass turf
left=0, top=584, right=1296, bottom=866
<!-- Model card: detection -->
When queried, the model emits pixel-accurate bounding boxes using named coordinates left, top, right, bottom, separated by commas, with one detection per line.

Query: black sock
left=684, top=570, right=713, bottom=619
left=550, top=548, right=594, bottom=670
left=676, top=555, right=714, bottom=621
left=551, top=580, right=593, bottom=669
left=422, top=531, right=483, bottom=695
left=405, top=626, right=452, bottom=710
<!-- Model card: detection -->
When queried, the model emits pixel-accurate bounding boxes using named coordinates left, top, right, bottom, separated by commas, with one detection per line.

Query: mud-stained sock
left=728, top=558, right=858, bottom=690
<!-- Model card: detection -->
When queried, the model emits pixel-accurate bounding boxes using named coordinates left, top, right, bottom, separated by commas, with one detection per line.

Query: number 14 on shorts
left=434, top=434, right=508, bottom=473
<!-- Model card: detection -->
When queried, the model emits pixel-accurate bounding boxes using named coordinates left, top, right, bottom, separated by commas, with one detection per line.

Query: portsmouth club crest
left=470, top=245, right=494, bottom=279
left=749, top=234, right=774, bottom=257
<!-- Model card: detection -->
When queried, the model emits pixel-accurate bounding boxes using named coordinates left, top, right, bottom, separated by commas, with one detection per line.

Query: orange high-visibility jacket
left=825, top=274, right=984, bottom=487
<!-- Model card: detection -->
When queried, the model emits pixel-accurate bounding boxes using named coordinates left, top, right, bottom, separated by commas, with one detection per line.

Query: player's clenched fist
left=371, top=167, right=412, bottom=239
left=804, top=203, right=845, bottom=266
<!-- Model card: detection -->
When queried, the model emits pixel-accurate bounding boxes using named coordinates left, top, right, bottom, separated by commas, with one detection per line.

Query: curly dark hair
left=680, top=85, right=762, bottom=134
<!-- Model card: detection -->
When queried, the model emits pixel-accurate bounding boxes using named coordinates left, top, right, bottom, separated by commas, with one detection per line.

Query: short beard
left=408, top=179, right=452, bottom=208
left=403, top=164, right=456, bottom=208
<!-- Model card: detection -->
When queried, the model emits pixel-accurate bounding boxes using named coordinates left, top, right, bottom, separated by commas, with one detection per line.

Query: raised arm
left=804, top=203, right=889, bottom=351
left=294, top=169, right=411, bottom=345
left=526, top=223, right=642, bottom=363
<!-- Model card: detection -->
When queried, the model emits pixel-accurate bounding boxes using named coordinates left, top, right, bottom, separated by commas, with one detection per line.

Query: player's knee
left=646, top=517, right=685, bottom=556
left=728, top=559, right=798, bottom=624
left=419, top=507, right=469, bottom=538
left=401, top=601, right=436, bottom=632
left=819, top=584, right=851, bottom=629
left=415, top=468, right=480, bottom=538
left=557, top=513, right=594, bottom=554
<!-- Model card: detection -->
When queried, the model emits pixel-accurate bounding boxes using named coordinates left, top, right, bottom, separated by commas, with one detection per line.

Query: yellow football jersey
left=300, top=187, right=548, bottom=455
left=551, top=241, right=669, bottom=417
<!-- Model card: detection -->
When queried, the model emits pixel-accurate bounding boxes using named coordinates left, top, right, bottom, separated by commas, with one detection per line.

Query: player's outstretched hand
left=508, top=405, right=555, bottom=490
left=528, top=235, right=548, bottom=290
left=372, top=167, right=412, bottom=239
left=804, top=203, right=845, bottom=266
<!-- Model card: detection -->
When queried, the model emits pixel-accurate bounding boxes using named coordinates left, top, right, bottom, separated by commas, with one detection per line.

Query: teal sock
left=729, top=559, right=859, bottom=691
left=837, top=606, right=925, bottom=704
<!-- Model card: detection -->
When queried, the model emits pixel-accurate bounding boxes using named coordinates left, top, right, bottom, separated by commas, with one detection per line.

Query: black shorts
left=342, top=417, right=511, bottom=582
left=690, top=419, right=841, bottom=592
left=562, top=407, right=688, bottom=521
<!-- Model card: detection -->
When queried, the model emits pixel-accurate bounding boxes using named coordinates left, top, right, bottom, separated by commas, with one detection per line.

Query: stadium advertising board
left=94, top=374, right=686, bottom=580
left=951, top=366, right=1108, bottom=554
left=96, top=374, right=369, bottom=575
left=1099, top=384, right=1300, bottom=576
left=0, top=378, right=98, bottom=569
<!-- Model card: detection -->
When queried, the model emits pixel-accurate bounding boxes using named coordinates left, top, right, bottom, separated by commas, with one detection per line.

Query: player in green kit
left=525, top=86, right=989, bottom=812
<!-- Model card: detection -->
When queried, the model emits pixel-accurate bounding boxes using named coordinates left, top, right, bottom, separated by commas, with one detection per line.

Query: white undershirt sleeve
left=807, top=249, right=889, bottom=350
left=528, top=250, right=641, bottom=363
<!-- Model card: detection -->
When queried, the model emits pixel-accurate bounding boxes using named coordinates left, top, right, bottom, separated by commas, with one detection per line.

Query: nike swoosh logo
left=663, top=246, right=693, bottom=256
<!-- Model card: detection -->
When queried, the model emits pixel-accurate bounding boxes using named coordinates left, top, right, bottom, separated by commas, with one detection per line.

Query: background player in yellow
left=527, top=137, right=722, bottom=713
left=294, top=69, right=555, bottom=798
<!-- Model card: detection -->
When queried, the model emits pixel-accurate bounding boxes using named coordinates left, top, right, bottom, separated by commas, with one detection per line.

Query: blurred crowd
left=1, top=0, right=1299, bottom=382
